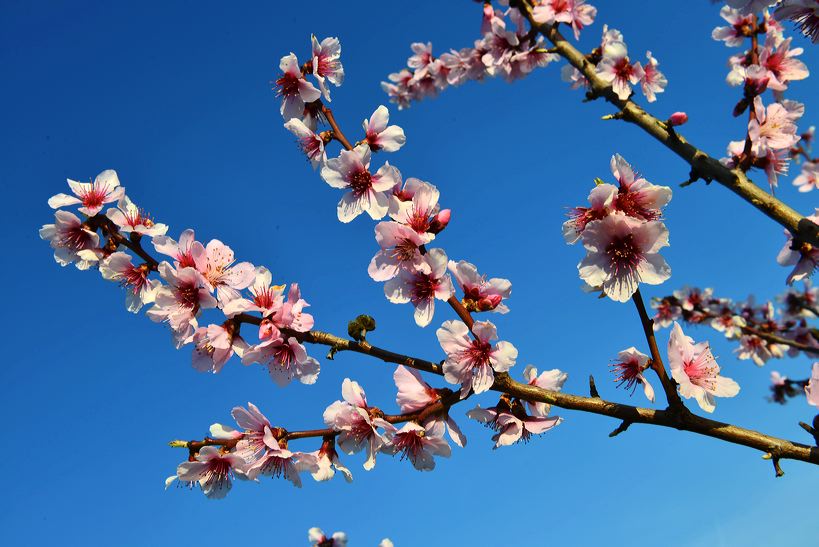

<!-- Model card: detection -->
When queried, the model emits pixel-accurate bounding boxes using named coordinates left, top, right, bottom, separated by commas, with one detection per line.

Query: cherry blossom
left=438, top=319, right=518, bottom=397
left=609, top=154, right=672, bottom=221
left=522, top=365, right=568, bottom=417
left=759, top=36, right=809, bottom=92
left=775, top=0, right=819, bottom=43
left=363, top=105, right=406, bottom=152
left=310, top=437, right=353, bottom=483
left=595, top=39, right=644, bottom=101
left=532, top=0, right=597, bottom=40
left=201, top=239, right=256, bottom=306
left=221, top=266, right=285, bottom=318
left=105, top=195, right=167, bottom=237
left=48, top=169, right=125, bottom=217
left=247, top=429, right=318, bottom=487
left=242, top=319, right=319, bottom=386
left=393, top=365, right=467, bottom=447
left=368, top=221, right=426, bottom=282
left=448, top=260, right=512, bottom=313
left=640, top=51, right=667, bottom=103
left=777, top=209, right=819, bottom=285
left=749, top=96, right=802, bottom=151
left=320, top=145, right=400, bottom=222
left=384, top=248, right=454, bottom=327
left=99, top=251, right=160, bottom=313
left=712, top=6, right=756, bottom=47
left=284, top=118, right=326, bottom=169
left=386, top=422, right=451, bottom=471
left=388, top=178, right=442, bottom=242
left=793, top=161, right=819, bottom=192
left=806, top=362, right=819, bottom=406
left=577, top=214, right=671, bottom=303
left=323, top=379, right=396, bottom=470
left=309, top=528, right=347, bottom=547
left=230, top=403, right=273, bottom=463
left=563, top=183, right=617, bottom=244
left=734, top=333, right=785, bottom=365
left=668, top=323, right=740, bottom=413
left=467, top=400, right=561, bottom=448
left=191, top=323, right=248, bottom=374
left=152, top=229, right=207, bottom=271
left=275, top=53, right=322, bottom=121
left=147, top=263, right=217, bottom=347
left=174, top=446, right=247, bottom=499
left=311, top=35, right=344, bottom=101
left=610, top=347, right=655, bottom=403
left=39, top=210, right=101, bottom=270
left=270, top=283, right=315, bottom=332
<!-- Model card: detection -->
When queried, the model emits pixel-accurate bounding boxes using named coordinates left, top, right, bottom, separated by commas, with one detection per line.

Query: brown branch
left=514, top=0, right=819, bottom=247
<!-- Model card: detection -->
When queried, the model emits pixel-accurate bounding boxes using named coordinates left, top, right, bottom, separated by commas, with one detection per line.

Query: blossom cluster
left=726, top=1, right=819, bottom=43
left=652, top=283, right=819, bottom=366
left=563, top=154, right=672, bottom=302
left=308, top=527, right=393, bottom=547
left=41, top=170, right=321, bottom=386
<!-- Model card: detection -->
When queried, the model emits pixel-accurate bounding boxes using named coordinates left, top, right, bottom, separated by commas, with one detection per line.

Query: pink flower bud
left=429, top=209, right=451, bottom=234
left=667, top=112, right=688, bottom=127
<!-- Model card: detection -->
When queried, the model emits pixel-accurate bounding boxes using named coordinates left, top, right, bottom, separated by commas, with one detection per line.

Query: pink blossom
left=668, top=322, right=740, bottom=413
left=221, top=267, right=285, bottom=318
left=438, top=319, right=518, bottom=396
left=363, top=105, right=406, bottom=152
left=749, top=96, right=801, bottom=151
left=759, top=36, right=809, bottom=92
left=386, top=422, right=451, bottom=471
left=577, top=214, right=671, bottom=303
left=105, top=195, right=167, bottom=237
left=230, top=402, right=273, bottom=463
left=48, top=169, right=125, bottom=217
left=673, top=286, right=713, bottom=312
left=40, top=210, right=101, bottom=270
left=388, top=178, right=442, bottom=242
left=448, top=260, right=512, bottom=313
left=308, top=528, right=347, bottom=547
left=522, top=365, right=568, bottom=417
left=563, top=183, right=618, bottom=244
left=393, top=365, right=466, bottom=447
left=174, top=446, right=247, bottom=499
left=320, top=145, right=399, bottom=222
left=793, top=161, right=819, bottom=192
left=99, top=251, right=161, bottom=312
left=481, top=18, right=520, bottom=78
left=561, top=65, right=588, bottom=89
left=275, top=53, right=321, bottom=121
left=467, top=401, right=560, bottom=448
left=146, top=262, right=217, bottom=347
left=734, top=334, right=785, bottom=365
left=806, top=362, right=819, bottom=406
left=651, top=297, right=682, bottom=330
left=266, top=283, right=314, bottom=332
left=242, top=319, right=319, bottom=386
left=640, top=51, right=667, bottom=103
left=311, top=35, right=344, bottom=101
left=284, top=118, right=326, bottom=169
left=712, top=6, right=756, bottom=47
left=610, top=347, right=655, bottom=403
left=368, top=221, right=426, bottom=282
left=610, top=154, right=672, bottom=221
left=323, top=379, right=396, bottom=470
left=775, top=0, right=819, bottom=44
left=201, top=239, right=255, bottom=306
left=310, top=437, right=353, bottom=483
left=777, top=209, right=819, bottom=285
left=532, top=0, right=598, bottom=40
left=247, top=429, right=318, bottom=487
left=408, top=42, right=434, bottom=78
left=191, top=323, right=248, bottom=374
left=595, top=40, right=644, bottom=101
left=152, top=229, right=207, bottom=271
left=710, top=310, right=747, bottom=339
left=384, top=248, right=454, bottom=327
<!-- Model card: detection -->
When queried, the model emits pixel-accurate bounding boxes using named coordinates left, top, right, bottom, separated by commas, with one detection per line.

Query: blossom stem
left=513, top=0, right=819, bottom=247
left=740, top=17, right=760, bottom=171
left=319, top=101, right=354, bottom=151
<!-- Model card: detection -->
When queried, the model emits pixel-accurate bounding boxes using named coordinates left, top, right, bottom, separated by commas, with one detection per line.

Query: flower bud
left=429, top=208, right=451, bottom=234
left=667, top=112, right=688, bottom=127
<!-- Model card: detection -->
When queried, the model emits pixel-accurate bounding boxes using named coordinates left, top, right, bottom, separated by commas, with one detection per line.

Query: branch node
left=772, top=457, right=785, bottom=478
left=798, top=421, right=819, bottom=446
left=608, top=420, right=632, bottom=437
left=168, top=440, right=189, bottom=448
left=601, top=112, right=625, bottom=121
left=589, top=374, right=600, bottom=398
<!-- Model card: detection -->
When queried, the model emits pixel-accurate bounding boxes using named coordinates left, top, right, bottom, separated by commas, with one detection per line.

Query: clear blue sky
left=3, top=1, right=819, bottom=545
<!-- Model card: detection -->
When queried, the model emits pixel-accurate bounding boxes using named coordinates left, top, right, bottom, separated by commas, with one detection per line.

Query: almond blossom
left=393, top=365, right=466, bottom=447
left=384, top=248, right=454, bottom=327
left=806, top=362, right=819, bottom=406
left=595, top=39, right=644, bottom=101
left=386, top=422, right=451, bottom=471
left=640, top=51, right=667, bottom=103
left=47, top=169, right=125, bottom=217
left=563, top=183, right=617, bottom=244
left=368, top=221, right=427, bottom=282
left=609, top=154, right=672, bottom=221
left=310, top=437, right=353, bottom=483
left=270, top=283, right=315, bottom=332
left=191, top=323, right=248, bottom=374
left=241, top=318, right=319, bottom=386
left=276, top=53, right=322, bottom=121
left=323, top=379, right=396, bottom=470
left=577, top=214, right=671, bottom=303
left=388, top=178, right=442, bottom=242
left=309, top=528, right=347, bottom=547
left=173, top=446, right=247, bottom=499
left=146, top=263, right=217, bottom=347
left=467, top=399, right=561, bottom=448
left=39, top=210, right=101, bottom=270
left=247, top=429, right=318, bottom=487
left=712, top=6, right=756, bottom=47
left=105, top=195, right=167, bottom=237
left=777, top=209, right=819, bottom=285
left=284, top=118, right=326, bottom=169
left=201, top=239, right=256, bottom=306
left=668, top=322, right=740, bottom=413
left=793, top=161, right=819, bottom=192
left=448, top=260, right=512, bottom=314
left=438, top=319, right=518, bottom=397
left=320, top=145, right=400, bottom=222
left=221, top=266, right=285, bottom=318
left=749, top=96, right=802, bottom=151
left=152, top=229, right=207, bottom=271
left=734, top=333, right=785, bottom=365
left=522, top=365, right=568, bottom=417
left=759, top=35, right=809, bottom=92
left=99, top=251, right=161, bottom=313
left=610, top=347, right=655, bottom=403
left=363, top=105, right=406, bottom=152
left=532, top=0, right=598, bottom=40
left=311, top=35, right=344, bottom=101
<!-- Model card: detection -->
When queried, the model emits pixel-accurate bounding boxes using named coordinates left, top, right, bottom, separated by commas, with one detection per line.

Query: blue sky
left=3, top=1, right=819, bottom=545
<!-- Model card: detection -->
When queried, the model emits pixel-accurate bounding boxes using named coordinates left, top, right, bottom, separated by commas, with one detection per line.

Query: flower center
left=605, top=233, right=642, bottom=275
left=348, top=169, right=372, bottom=196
